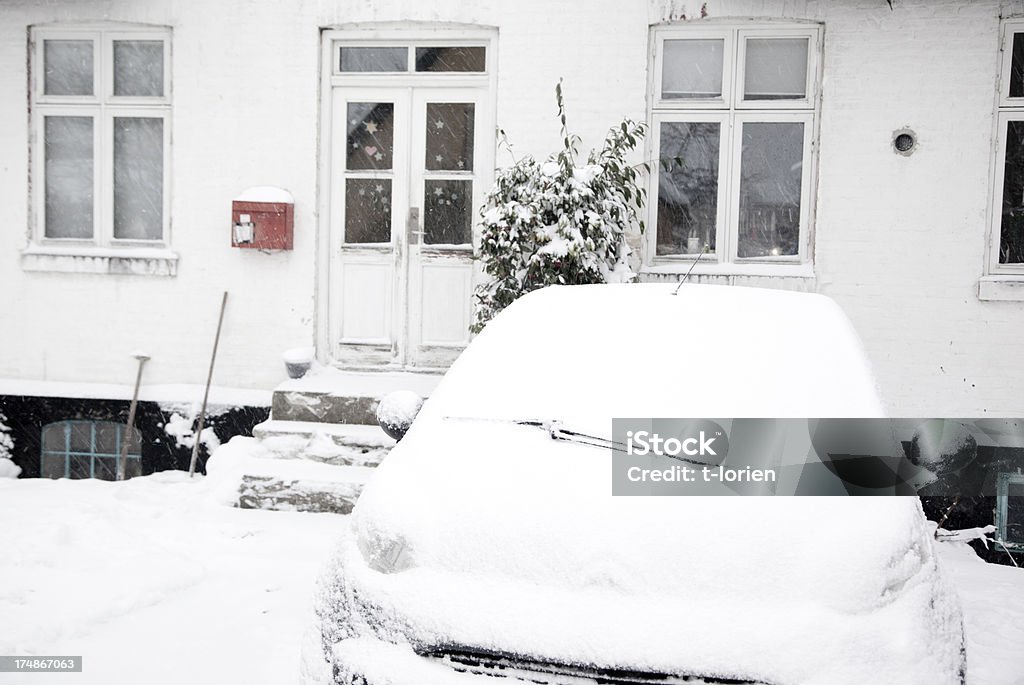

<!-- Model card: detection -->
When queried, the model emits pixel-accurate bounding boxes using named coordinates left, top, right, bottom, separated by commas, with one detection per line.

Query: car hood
left=323, top=420, right=965, bottom=685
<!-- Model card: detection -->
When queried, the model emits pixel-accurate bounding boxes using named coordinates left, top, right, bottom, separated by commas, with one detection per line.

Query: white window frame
left=30, top=25, right=172, bottom=250
left=984, top=20, right=1024, bottom=299
left=645, top=22, right=822, bottom=275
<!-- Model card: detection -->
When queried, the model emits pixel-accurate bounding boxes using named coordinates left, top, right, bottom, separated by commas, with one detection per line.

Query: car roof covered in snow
left=421, top=283, right=884, bottom=435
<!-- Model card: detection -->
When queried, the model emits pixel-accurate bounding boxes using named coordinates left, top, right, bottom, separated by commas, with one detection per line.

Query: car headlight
left=356, top=525, right=415, bottom=574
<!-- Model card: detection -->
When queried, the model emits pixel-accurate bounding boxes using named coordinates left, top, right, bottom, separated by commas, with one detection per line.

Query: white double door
left=330, top=86, right=483, bottom=368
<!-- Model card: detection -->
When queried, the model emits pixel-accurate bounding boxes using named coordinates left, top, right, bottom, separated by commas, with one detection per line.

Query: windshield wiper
left=443, top=416, right=626, bottom=451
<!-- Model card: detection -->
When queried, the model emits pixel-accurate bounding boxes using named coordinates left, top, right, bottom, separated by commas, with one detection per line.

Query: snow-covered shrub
left=0, top=411, right=19, bottom=479
left=471, top=82, right=647, bottom=333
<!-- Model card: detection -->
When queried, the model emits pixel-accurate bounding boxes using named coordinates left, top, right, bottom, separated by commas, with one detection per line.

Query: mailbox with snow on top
left=231, top=186, right=294, bottom=249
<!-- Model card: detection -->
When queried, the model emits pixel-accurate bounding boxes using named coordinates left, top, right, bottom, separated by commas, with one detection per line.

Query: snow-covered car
left=305, top=284, right=966, bottom=685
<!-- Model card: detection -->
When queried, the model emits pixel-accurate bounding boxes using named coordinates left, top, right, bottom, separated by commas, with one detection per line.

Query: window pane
left=69, top=455, right=91, bottom=479
left=656, top=122, right=720, bottom=256
left=415, top=47, right=486, bottom=72
left=345, top=179, right=391, bottom=243
left=114, top=117, right=164, bottom=240
left=1012, top=33, right=1024, bottom=98
left=41, top=453, right=66, bottom=479
left=744, top=38, right=809, bottom=100
left=340, top=47, right=407, bottom=72
left=347, top=103, right=394, bottom=171
left=42, top=423, right=67, bottom=452
left=424, top=179, right=472, bottom=245
left=114, top=40, right=164, bottom=96
left=426, top=103, right=475, bottom=171
left=69, top=422, right=93, bottom=453
left=737, top=122, right=804, bottom=259
left=45, top=116, right=94, bottom=239
left=661, top=39, right=724, bottom=99
left=44, top=39, right=93, bottom=95
left=1007, top=482, right=1024, bottom=544
left=1000, top=120, right=1024, bottom=263
left=93, top=456, right=117, bottom=481
left=124, top=457, right=142, bottom=479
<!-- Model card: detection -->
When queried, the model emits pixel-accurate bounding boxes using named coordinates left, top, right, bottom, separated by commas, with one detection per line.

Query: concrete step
left=252, top=420, right=395, bottom=467
left=236, top=462, right=376, bottom=515
left=270, top=367, right=442, bottom=424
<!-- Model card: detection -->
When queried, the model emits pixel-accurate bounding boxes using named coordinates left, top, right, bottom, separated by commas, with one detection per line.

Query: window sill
left=640, top=261, right=815, bottom=278
left=21, top=245, right=179, bottom=276
left=978, top=275, right=1024, bottom=301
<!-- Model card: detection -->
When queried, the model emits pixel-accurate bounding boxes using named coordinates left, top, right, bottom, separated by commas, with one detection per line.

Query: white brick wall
left=0, top=0, right=1020, bottom=416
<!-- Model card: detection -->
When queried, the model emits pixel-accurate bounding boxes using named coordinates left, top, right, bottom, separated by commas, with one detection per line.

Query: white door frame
left=316, top=26, right=498, bottom=369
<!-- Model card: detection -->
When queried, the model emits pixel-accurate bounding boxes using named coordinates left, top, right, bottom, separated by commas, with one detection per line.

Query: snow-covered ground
left=0, top=473, right=1021, bottom=684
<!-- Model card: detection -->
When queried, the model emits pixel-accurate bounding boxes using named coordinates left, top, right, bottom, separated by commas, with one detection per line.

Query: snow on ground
left=0, top=473, right=344, bottom=684
left=0, top=471, right=1021, bottom=684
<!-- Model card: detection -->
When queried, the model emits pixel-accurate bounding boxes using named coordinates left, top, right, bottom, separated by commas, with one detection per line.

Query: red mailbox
left=231, top=187, right=294, bottom=250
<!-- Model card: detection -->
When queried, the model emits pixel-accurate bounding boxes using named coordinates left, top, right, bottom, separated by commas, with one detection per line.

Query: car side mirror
left=376, top=391, right=425, bottom=442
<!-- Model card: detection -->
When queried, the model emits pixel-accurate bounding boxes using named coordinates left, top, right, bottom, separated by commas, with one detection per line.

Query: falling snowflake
left=365, top=121, right=379, bottom=134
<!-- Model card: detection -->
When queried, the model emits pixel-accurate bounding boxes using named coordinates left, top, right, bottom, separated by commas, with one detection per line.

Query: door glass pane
left=743, top=38, right=809, bottom=100
left=415, top=47, right=486, bottom=72
left=424, top=179, right=472, bottom=245
left=340, top=47, right=408, bottom=72
left=44, top=39, right=93, bottom=95
left=345, top=179, right=392, bottom=243
left=347, top=103, right=394, bottom=171
left=1000, top=120, right=1024, bottom=263
left=425, top=103, right=475, bottom=171
left=661, top=39, right=724, bottom=99
left=738, top=122, right=804, bottom=258
left=1012, top=33, right=1024, bottom=98
left=114, top=40, right=164, bottom=96
left=114, top=117, right=164, bottom=240
left=656, top=122, right=719, bottom=256
left=45, top=116, right=94, bottom=239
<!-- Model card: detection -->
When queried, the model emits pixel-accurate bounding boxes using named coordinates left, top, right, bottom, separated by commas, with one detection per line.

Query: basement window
left=40, top=420, right=142, bottom=480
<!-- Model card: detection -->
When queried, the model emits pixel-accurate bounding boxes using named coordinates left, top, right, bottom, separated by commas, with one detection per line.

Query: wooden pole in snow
left=189, top=291, right=228, bottom=477
left=117, top=353, right=150, bottom=481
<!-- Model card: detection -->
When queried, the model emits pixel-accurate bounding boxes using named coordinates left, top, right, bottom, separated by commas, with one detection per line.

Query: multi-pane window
left=993, top=21, right=1024, bottom=270
left=40, top=420, right=142, bottom=480
left=649, top=25, right=820, bottom=265
left=32, top=27, right=171, bottom=245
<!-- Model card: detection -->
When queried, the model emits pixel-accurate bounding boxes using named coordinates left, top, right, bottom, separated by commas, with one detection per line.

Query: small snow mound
left=375, top=391, right=424, bottom=440
left=283, top=347, right=315, bottom=364
left=234, top=185, right=294, bottom=203
left=0, top=458, right=21, bottom=479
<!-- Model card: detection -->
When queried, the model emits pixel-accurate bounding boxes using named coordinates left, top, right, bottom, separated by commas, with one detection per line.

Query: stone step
left=270, top=367, right=442, bottom=424
left=252, top=420, right=395, bottom=467
left=236, top=463, right=376, bottom=515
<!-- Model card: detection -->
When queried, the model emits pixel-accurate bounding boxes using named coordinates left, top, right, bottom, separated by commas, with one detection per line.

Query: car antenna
left=672, top=244, right=708, bottom=295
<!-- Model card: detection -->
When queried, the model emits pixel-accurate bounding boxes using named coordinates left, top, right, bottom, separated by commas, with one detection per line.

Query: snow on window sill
left=21, top=245, right=179, bottom=277
left=978, top=275, right=1024, bottom=301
